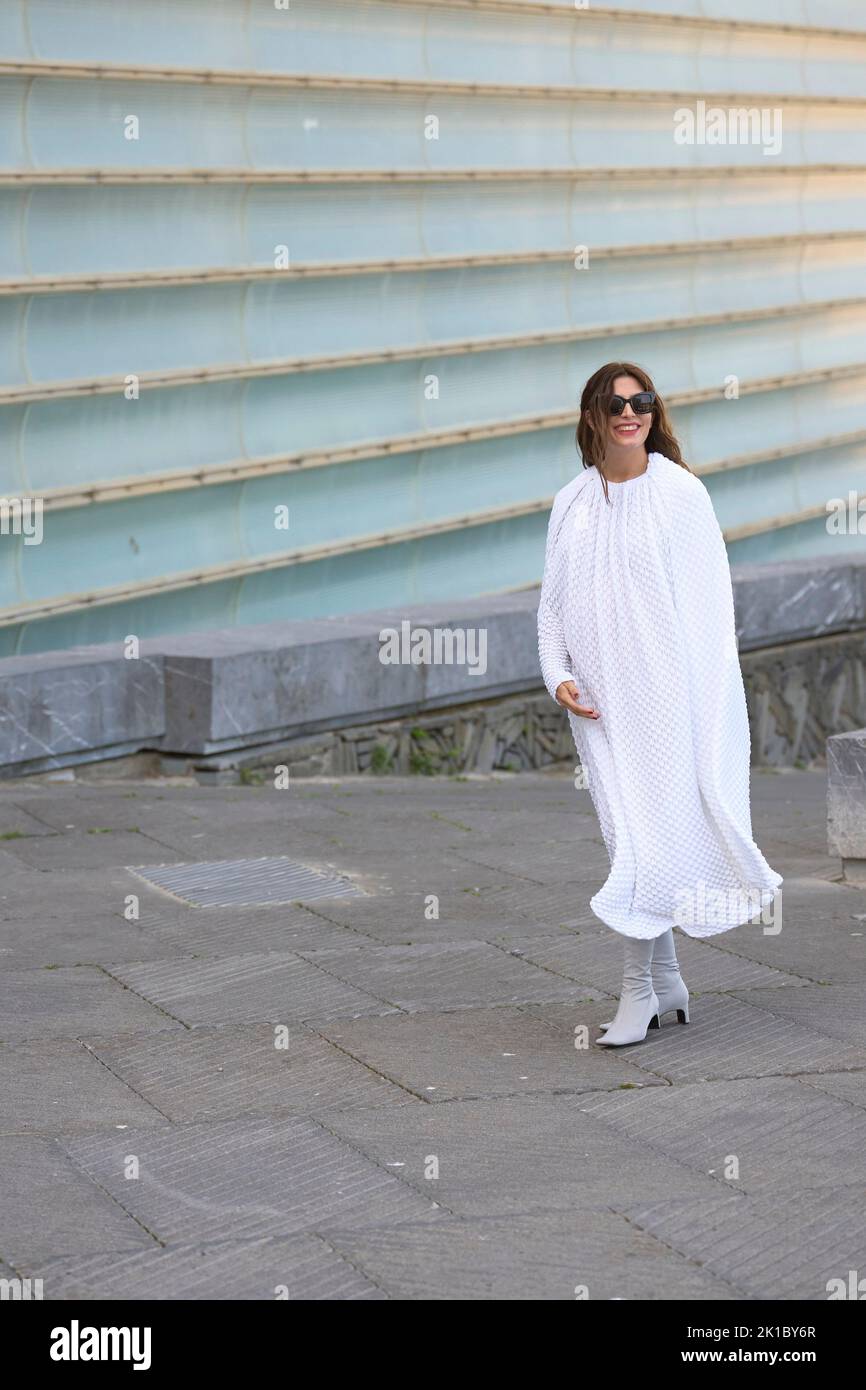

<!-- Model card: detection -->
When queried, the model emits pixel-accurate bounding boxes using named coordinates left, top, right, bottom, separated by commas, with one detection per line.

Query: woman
left=537, top=362, right=782, bottom=1047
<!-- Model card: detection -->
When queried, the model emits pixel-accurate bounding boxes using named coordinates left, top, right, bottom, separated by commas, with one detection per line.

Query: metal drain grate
left=127, top=856, right=364, bottom=907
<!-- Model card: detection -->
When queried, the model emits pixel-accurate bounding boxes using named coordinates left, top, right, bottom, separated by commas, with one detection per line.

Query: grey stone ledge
left=1, top=551, right=865, bottom=773
left=732, top=550, right=866, bottom=652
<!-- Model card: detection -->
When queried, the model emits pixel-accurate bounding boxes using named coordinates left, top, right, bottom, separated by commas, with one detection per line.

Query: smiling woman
left=537, top=361, right=782, bottom=1048
left=576, top=361, right=689, bottom=500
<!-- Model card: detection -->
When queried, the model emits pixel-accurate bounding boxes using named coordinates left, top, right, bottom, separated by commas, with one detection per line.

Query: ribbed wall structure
left=0, top=0, right=865, bottom=655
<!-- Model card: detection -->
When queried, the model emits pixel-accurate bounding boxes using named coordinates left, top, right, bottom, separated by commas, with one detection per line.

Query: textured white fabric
left=537, top=451, right=782, bottom=939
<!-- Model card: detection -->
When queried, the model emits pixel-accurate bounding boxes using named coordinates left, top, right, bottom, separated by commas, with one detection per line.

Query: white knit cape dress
left=537, top=451, right=783, bottom=940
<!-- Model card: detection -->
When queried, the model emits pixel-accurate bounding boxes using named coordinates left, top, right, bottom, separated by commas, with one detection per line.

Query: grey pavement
left=1, top=766, right=865, bottom=1300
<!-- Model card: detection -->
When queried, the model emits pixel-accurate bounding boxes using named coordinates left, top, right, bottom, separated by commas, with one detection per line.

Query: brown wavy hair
left=576, top=362, right=690, bottom=503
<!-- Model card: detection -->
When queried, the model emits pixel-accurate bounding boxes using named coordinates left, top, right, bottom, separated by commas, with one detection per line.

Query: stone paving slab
left=0, top=911, right=188, bottom=969
left=320, top=1093, right=725, bottom=1217
left=728, top=982, right=866, bottom=1047
left=424, top=798, right=596, bottom=835
left=61, top=1116, right=442, bottom=1245
left=798, top=1070, right=866, bottom=1110
left=456, top=878, right=606, bottom=926
left=87, top=1024, right=415, bottom=1123
left=310, top=845, right=484, bottom=883
left=309, top=848, right=504, bottom=897
left=502, top=929, right=808, bottom=998
left=609, top=993, right=866, bottom=1084
left=28, top=1233, right=387, bottom=1301
left=10, top=793, right=187, bottom=834
left=759, top=848, right=841, bottom=881
left=622, top=1188, right=866, bottom=1301
left=319, top=1003, right=662, bottom=1102
left=0, top=847, right=32, bottom=873
left=297, top=941, right=597, bottom=1011
left=129, top=821, right=361, bottom=867
left=1, top=830, right=185, bottom=872
left=326, top=1208, right=738, bottom=1301
left=0, top=965, right=183, bottom=1044
left=707, top=914, right=866, bottom=985
left=110, top=951, right=397, bottom=1028
left=517, top=998, right=643, bottom=1036
left=356, top=861, right=509, bottom=903
left=765, top=823, right=832, bottom=855
left=409, top=814, right=599, bottom=846
left=450, top=838, right=612, bottom=885
left=0, top=803, right=56, bottom=837
left=756, top=803, right=832, bottom=843
left=0, top=1038, right=169, bottom=1136
left=300, top=891, right=561, bottom=944
left=746, top=814, right=817, bottom=849
left=134, top=790, right=367, bottom=842
left=514, top=993, right=866, bottom=1085
left=12, top=787, right=346, bottom=835
left=677, top=876, right=866, bottom=987
left=0, top=865, right=138, bottom=923
left=0, top=1136, right=154, bottom=1265
left=577, top=1076, right=866, bottom=1194
left=751, top=873, right=862, bottom=920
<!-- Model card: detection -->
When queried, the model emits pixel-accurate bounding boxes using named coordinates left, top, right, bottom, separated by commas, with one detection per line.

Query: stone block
left=733, top=552, right=866, bottom=651
left=827, top=727, right=866, bottom=879
left=0, top=646, right=163, bottom=773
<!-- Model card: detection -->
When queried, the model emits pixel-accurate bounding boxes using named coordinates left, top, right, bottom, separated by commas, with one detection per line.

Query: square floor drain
left=128, top=856, right=364, bottom=907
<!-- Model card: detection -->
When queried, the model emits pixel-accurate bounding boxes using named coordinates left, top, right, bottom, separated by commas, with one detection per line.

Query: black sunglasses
left=607, top=391, right=655, bottom=416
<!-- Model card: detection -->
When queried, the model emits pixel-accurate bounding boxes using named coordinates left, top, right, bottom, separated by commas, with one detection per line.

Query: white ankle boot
left=650, top=927, right=690, bottom=1024
left=600, top=928, right=689, bottom=1032
left=595, top=937, right=659, bottom=1047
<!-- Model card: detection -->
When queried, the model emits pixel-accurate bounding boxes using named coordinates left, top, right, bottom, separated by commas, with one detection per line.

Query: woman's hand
left=555, top=680, right=600, bottom=719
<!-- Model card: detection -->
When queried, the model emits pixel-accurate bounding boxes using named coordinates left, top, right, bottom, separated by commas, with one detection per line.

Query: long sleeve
left=537, top=493, right=576, bottom=703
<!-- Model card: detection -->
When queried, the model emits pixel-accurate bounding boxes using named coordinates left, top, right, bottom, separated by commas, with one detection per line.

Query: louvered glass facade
left=1, top=0, right=864, bottom=655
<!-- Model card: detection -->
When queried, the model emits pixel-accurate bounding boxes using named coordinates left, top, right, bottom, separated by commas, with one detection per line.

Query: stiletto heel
left=676, top=1007, right=689, bottom=1024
